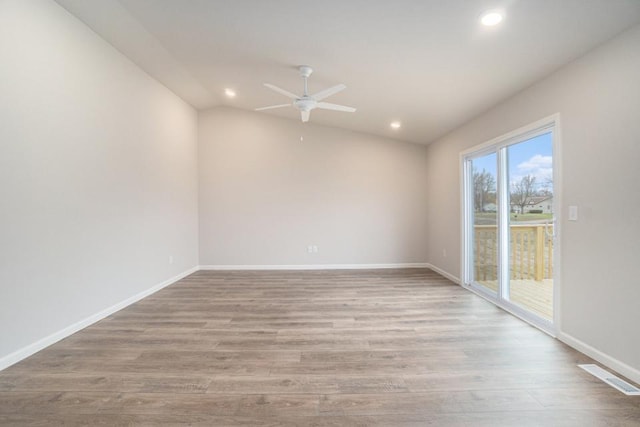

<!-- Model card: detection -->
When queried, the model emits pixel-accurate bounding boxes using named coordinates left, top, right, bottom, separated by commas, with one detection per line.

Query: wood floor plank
left=318, top=389, right=545, bottom=416
left=0, top=373, right=213, bottom=393
left=0, top=268, right=638, bottom=425
left=207, top=375, right=408, bottom=395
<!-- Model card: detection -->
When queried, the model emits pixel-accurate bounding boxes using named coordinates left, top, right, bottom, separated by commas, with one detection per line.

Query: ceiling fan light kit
left=255, top=66, right=356, bottom=123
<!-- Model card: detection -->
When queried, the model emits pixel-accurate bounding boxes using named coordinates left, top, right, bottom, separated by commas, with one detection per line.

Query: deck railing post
left=535, top=225, right=544, bottom=281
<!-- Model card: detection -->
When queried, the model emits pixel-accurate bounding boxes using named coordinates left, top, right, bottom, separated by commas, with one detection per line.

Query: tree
left=537, top=177, right=554, bottom=197
left=510, top=175, right=537, bottom=214
left=473, top=168, right=496, bottom=212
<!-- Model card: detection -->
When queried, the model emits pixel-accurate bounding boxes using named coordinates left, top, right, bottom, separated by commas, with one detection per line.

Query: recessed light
left=390, top=121, right=401, bottom=129
left=224, top=88, right=236, bottom=98
left=480, top=11, right=503, bottom=27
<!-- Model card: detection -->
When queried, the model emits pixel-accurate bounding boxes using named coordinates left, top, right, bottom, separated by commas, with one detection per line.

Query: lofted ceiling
left=55, top=0, right=640, bottom=144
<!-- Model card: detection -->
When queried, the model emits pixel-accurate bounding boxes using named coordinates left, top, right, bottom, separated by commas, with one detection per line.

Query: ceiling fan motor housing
left=294, top=97, right=317, bottom=111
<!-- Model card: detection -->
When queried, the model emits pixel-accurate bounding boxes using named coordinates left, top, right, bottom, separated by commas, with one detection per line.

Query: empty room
left=1, top=0, right=640, bottom=425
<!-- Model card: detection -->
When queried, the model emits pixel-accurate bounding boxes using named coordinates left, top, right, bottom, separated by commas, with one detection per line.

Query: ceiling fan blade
left=255, top=103, right=290, bottom=111
left=301, top=110, right=310, bottom=122
left=311, top=84, right=346, bottom=101
left=264, top=83, right=298, bottom=99
left=316, top=102, right=356, bottom=113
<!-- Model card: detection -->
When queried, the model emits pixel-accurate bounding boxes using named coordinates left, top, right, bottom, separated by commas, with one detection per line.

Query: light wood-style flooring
left=1, top=269, right=639, bottom=426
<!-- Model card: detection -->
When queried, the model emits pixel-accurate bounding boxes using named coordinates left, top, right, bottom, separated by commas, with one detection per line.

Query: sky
left=471, top=132, right=553, bottom=192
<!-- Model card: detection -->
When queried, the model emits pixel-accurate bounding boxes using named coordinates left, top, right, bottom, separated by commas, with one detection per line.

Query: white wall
left=425, top=25, right=640, bottom=377
left=0, top=0, right=199, bottom=364
left=198, top=107, right=429, bottom=267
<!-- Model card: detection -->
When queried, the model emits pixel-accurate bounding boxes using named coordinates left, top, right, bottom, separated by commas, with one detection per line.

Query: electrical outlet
left=168, top=255, right=174, bottom=264
left=307, top=245, right=313, bottom=254
left=442, top=249, right=447, bottom=257
left=313, top=245, right=318, bottom=253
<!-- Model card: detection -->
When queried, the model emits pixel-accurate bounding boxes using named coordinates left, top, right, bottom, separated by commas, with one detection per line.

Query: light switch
left=569, top=205, right=578, bottom=221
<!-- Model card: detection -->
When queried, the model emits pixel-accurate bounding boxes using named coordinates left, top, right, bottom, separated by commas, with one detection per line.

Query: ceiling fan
left=256, top=66, right=356, bottom=123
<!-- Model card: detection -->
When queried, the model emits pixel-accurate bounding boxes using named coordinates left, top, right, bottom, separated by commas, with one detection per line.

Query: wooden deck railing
left=474, top=224, right=553, bottom=281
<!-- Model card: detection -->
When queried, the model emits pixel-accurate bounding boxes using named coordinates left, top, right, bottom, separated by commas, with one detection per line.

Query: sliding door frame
left=460, top=114, right=562, bottom=336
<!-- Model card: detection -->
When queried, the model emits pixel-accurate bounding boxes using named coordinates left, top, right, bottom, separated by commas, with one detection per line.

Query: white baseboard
left=199, top=263, right=430, bottom=271
left=0, top=266, right=199, bottom=372
left=425, top=263, right=461, bottom=284
left=557, top=331, right=640, bottom=386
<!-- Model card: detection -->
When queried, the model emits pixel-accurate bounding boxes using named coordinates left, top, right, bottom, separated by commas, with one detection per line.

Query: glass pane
left=470, top=153, right=498, bottom=295
left=507, top=132, right=554, bottom=321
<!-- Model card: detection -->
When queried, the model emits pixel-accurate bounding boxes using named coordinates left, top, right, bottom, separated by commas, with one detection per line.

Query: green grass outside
left=510, top=213, right=553, bottom=222
left=475, top=212, right=553, bottom=223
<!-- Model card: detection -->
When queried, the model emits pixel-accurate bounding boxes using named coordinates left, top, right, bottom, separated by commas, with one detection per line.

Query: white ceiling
left=56, top=0, right=640, bottom=144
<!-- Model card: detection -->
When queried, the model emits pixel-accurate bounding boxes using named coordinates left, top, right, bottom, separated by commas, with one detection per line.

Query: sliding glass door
left=506, top=135, right=555, bottom=321
left=463, top=118, right=557, bottom=332
left=468, top=152, right=499, bottom=297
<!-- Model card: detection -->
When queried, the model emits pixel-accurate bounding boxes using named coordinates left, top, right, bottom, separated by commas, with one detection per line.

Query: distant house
left=511, top=196, right=553, bottom=214
left=483, top=203, right=497, bottom=212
